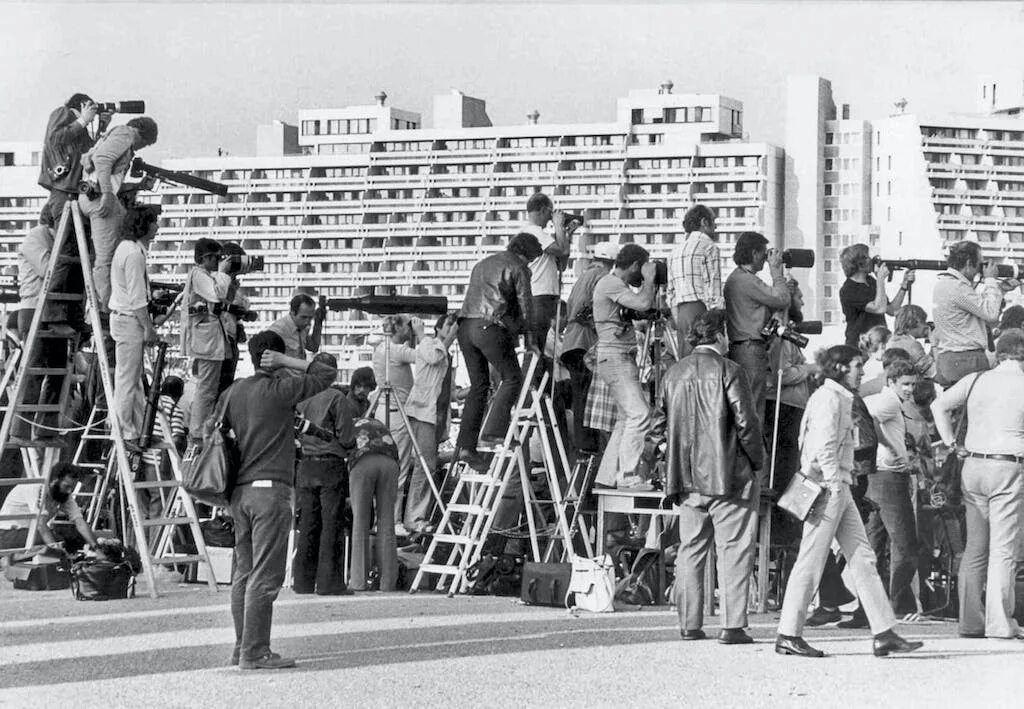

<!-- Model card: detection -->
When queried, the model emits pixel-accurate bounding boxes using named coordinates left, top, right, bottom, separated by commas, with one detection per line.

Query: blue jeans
left=594, top=350, right=650, bottom=486
left=230, top=483, right=291, bottom=662
left=293, top=457, right=347, bottom=594
left=349, top=454, right=399, bottom=591
left=865, top=470, right=921, bottom=615
left=456, top=318, right=523, bottom=452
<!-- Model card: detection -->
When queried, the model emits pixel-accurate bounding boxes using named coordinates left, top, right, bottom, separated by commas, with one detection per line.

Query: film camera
left=222, top=254, right=265, bottom=276
left=95, top=100, right=146, bottom=114
left=781, top=249, right=816, bottom=269
left=561, top=212, right=585, bottom=228
left=761, top=317, right=823, bottom=349
left=294, top=414, right=334, bottom=441
left=149, top=281, right=182, bottom=317
left=871, top=256, right=947, bottom=280
left=650, top=259, right=669, bottom=287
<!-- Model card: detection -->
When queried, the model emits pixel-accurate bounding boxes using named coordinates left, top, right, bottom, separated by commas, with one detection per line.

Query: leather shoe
left=805, top=606, right=842, bottom=627
left=719, top=628, right=754, bottom=645
left=457, top=449, right=491, bottom=472
left=958, top=631, right=984, bottom=639
left=837, top=608, right=869, bottom=629
left=775, top=635, right=825, bottom=658
left=239, top=651, right=296, bottom=670
left=680, top=629, right=707, bottom=641
left=873, top=629, right=923, bottom=657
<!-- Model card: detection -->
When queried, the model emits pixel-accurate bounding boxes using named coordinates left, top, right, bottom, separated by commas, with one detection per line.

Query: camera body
left=761, top=317, right=823, bottom=349
left=225, top=303, right=259, bottom=322
left=562, top=213, right=585, bottom=228
left=222, top=254, right=265, bottom=276
left=294, top=414, right=334, bottom=441
left=95, top=100, right=146, bottom=114
left=651, top=259, right=668, bottom=287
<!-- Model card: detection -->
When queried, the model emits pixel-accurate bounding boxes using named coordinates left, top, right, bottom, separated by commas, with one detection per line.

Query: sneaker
left=616, top=474, right=654, bottom=491
left=476, top=436, right=505, bottom=453
left=239, top=652, right=296, bottom=670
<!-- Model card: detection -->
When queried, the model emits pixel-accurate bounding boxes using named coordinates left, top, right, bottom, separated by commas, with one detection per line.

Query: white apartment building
left=0, top=85, right=783, bottom=379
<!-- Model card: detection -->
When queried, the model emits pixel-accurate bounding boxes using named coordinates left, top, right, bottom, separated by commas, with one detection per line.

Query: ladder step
left=418, top=563, right=462, bottom=575
left=0, top=477, right=46, bottom=486
left=140, top=517, right=193, bottom=527
left=456, top=473, right=501, bottom=485
left=46, top=292, right=86, bottom=302
left=35, top=329, right=78, bottom=339
left=7, top=404, right=64, bottom=413
left=133, top=480, right=182, bottom=489
left=152, top=554, right=209, bottom=566
left=3, top=438, right=67, bottom=449
left=24, top=367, right=71, bottom=376
left=446, top=503, right=484, bottom=515
left=431, top=533, right=475, bottom=545
left=0, top=513, right=40, bottom=522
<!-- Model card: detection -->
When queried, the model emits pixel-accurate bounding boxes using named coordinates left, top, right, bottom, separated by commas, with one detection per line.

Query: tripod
left=366, top=326, right=450, bottom=533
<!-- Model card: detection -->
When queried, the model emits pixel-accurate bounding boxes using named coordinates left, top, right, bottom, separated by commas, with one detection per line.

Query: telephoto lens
left=781, top=248, right=815, bottom=269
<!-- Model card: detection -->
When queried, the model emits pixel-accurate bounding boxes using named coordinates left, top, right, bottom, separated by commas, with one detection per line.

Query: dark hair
left=121, top=204, right=161, bottom=240
left=688, top=308, right=728, bottom=347
left=50, top=461, right=81, bottom=481
left=816, top=345, right=862, bottom=383
left=126, top=117, right=158, bottom=145
left=615, top=243, right=649, bottom=270
left=65, top=93, right=93, bottom=109
left=290, top=293, right=316, bottom=314
left=312, top=351, right=338, bottom=369
left=840, top=244, right=872, bottom=278
left=249, top=330, right=286, bottom=369
left=998, top=305, right=1024, bottom=332
left=995, top=328, right=1024, bottom=362
left=221, top=241, right=245, bottom=257
left=160, top=375, right=184, bottom=400
left=732, top=231, right=769, bottom=266
left=913, top=380, right=937, bottom=412
left=947, top=240, right=982, bottom=271
left=682, top=204, right=715, bottom=234
left=193, top=237, right=222, bottom=262
left=884, top=359, right=918, bottom=381
left=350, top=366, right=376, bottom=390
left=508, top=232, right=544, bottom=261
left=880, top=347, right=911, bottom=368
left=435, top=313, right=452, bottom=333
left=526, top=192, right=552, bottom=213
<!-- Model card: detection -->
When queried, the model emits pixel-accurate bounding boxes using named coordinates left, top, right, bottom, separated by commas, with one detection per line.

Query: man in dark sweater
left=222, top=330, right=336, bottom=670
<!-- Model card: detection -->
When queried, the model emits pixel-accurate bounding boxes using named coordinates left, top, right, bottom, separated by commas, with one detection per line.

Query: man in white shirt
left=109, top=204, right=162, bottom=449
left=669, top=204, right=723, bottom=356
left=863, top=359, right=921, bottom=617
left=0, top=463, right=97, bottom=554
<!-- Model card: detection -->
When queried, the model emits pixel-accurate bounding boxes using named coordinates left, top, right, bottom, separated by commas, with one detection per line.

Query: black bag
left=6, top=556, right=71, bottom=591
left=70, top=560, right=135, bottom=601
left=200, top=514, right=235, bottom=548
left=183, top=394, right=239, bottom=508
left=520, top=562, right=572, bottom=607
left=465, top=553, right=523, bottom=596
left=614, top=547, right=664, bottom=606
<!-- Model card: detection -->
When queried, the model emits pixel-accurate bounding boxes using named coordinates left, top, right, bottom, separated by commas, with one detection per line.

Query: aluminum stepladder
left=411, top=354, right=588, bottom=594
left=1, top=201, right=216, bottom=595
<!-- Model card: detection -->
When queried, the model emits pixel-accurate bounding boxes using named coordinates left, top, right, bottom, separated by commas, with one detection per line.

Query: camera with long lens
left=225, top=303, right=259, bottom=322
left=561, top=212, right=585, bottom=228
left=222, top=254, right=265, bottom=276
left=781, top=249, right=816, bottom=269
left=294, top=414, right=334, bottom=442
left=95, top=100, right=146, bottom=114
left=148, top=280, right=182, bottom=317
left=650, top=259, right=668, bottom=287
left=619, top=305, right=672, bottom=323
left=871, top=256, right=947, bottom=280
left=761, top=317, right=824, bottom=349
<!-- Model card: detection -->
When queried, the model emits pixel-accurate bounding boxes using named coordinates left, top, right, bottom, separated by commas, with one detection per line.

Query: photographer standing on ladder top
left=269, top=293, right=323, bottom=361
left=181, top=238, right=233, bottom=446
left=78, top=116, right=159, bottom=316
left=591, top=243, right=658, bottom=491
left=519, top=193, right=580, bottom=374
left=669, top=204, right=724, bottom=357
left=109, top=204, right=162, bottom=452
left=723, top=232, right=791, bottom=422
left=839, top=243, right=915, bottom=348
left=217, top=242, right=255, bottom=394
left=38, top=93, right=110, bottom=227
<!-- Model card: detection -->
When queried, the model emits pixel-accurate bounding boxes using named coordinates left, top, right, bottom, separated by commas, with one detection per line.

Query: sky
left=2, top=1, right=1024, bottom=164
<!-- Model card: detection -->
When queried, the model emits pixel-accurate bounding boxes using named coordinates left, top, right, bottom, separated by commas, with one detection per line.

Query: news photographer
left=669, top=204, right=724, bottom=357
left=456, top=232, right=542, bottom=471
left=723, top=232, right=791, bottom=420
left=932, top=240, right=1010, bottom=386
left=217, top=242, right=258, bottom=394
left=181, top=238, right=233, bottom=446
left=78, top=116, right=159, bottom=315
left=0, top=463, right=98, bottom=554
left=839, top=244, right=914, bottom=347
left=293, top=352, right=356, bottom=596
left=38, top=93, right=110, bottom=227
left=109, top=203, right=162, bottom=451
left=591, top=243, right=658, bottom=490
left=269, top=293, right=323, bottom=361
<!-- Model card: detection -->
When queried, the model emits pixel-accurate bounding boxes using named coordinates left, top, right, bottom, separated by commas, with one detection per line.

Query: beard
left=49, top=482, right=70, bottom=504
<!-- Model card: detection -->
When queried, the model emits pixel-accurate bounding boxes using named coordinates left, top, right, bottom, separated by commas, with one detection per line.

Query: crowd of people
left=3, top=92, right=1023, bottom=670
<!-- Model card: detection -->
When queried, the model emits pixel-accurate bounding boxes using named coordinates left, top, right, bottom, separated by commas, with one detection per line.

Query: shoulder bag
left=777, top=471, right=826, bottom=522
left=183, top=391, right=239, bottom=508
left=567, top=554, right=616, bottom=613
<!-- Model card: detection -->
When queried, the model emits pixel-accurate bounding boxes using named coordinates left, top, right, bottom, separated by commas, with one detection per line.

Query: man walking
left=222, top=331, right=336, bottom=670
left=651, top=309, right=765, bottom=643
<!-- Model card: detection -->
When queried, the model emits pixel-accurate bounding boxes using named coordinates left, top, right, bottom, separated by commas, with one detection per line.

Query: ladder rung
left=46, top=292, right=86, bottom=302
left=456, top=473, right=500, bottom=485
left=8, top=404, right=64, bottom=413
left=0, top=513, right=39, bottom=522
left=24, top=367, right=71, bottom=376
left=418, top=563, right=462, bottom=575
left=133, top=480, right=182, bottom=489
left=35, top=330, right=77, bottom=339
left=446, top=503, right=484, bottom=515
left=152, top=554, right=209, bottom=565
left=0, top=477, right=46, bottom=486
left=430, top=533, right=475, bottom=545
left=140, top=517, right=193, bottom=527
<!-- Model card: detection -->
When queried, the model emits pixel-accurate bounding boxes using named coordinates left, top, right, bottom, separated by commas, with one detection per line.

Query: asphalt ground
left=1, top=578, right=1023, bottom=708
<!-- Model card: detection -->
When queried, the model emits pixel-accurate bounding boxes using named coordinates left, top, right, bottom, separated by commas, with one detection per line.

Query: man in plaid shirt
left=669, top=204, right=723, bottom=356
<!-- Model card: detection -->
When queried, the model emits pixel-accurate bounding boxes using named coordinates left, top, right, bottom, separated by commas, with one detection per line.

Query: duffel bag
left=70, top=560, right=135, bottom=601
left=520, top=561, right=572, bottom=607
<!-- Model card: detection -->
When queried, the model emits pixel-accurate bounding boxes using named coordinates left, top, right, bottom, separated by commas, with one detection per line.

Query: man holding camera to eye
left=723, top=232, right=791, bottom=421
left=181, top=238, right=233, bottom=445
left=217, top=242, right=255, bottom=394
left=839, top=243, right=915, bottom=348
left=591, top=244, right=658, bottom=490
left=669, top=204, right=724, bottom=357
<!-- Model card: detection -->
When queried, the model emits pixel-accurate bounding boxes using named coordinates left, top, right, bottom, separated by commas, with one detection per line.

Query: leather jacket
left=652, top=346, right=765, bottom=503
left=459, top=250, right=533, bottom=336
left=38, top=106, right=94, bottom=193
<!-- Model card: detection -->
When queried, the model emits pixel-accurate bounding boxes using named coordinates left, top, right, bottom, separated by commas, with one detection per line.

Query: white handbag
left=567, top=554, right=616, bottom=613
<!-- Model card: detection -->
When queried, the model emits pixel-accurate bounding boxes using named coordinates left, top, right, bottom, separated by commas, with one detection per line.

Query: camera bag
left=520, top=562, right=572, bottom=607
left=70, top=559, right=135, bottom=601
left=5, top=555, right=71, bottom=591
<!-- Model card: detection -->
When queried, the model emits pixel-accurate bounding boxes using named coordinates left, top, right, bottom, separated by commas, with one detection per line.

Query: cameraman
left=218, top=242, right=254, bottom=394
left=269, top=294, right=323, bottom=361
left=723, top=232, right=790, bottom=420
left=78, top=116, right=159, bottom=314
left=38, top=93, right=109, bottom=227
left=109, top=204, right=162, bottom=450
left=669, top=204, right=723, bottom=357
left=181, top=238, right=233, bottom=444
left=591, top=244, right=658, bottom=490
left=839, top=243, right=914, bottom=348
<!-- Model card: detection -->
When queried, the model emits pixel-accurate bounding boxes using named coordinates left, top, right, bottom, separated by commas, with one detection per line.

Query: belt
left=965, top=452, right=1024, bottom=465
left=240, top=480, right=290, bottom=489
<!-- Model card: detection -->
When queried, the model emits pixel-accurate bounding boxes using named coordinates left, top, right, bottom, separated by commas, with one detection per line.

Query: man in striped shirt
left=140, top=376, right=187, bottom=531
left=669, top=204, right=723, bottom=357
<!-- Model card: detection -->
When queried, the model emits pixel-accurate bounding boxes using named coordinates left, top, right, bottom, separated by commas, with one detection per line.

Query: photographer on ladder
left=181, top=238, right=233, bottom=446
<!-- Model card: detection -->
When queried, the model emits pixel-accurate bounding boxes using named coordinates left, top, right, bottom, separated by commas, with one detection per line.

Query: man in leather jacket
left=650, top=308, right=765, bottom=644
left=455, top=231, right=543, bottom=470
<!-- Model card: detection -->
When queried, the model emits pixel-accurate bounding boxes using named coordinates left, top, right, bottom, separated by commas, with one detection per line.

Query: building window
left=824, top=209, right=834, bottom=222
left=825, top=158, right=835, bottom=171
left=824, top=311, right=833, bottom=324
left=824, top=234, right=833, bottom=247
left=663, top=108, right=676, bottom=123
left=825, top=132, right=835, bottom=145
left=824, top=184, right=833, bottom=196
left=824, top=259, right=833, bottom=272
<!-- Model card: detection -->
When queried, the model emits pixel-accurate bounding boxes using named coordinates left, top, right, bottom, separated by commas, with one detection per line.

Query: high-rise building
left=0, top=85, right=783, bottom=379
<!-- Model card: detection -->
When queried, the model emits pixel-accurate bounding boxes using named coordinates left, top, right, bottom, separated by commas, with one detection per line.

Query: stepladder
left=0, top=201, right=217, bottom=596
left=411, top=354, right=592, bottom=594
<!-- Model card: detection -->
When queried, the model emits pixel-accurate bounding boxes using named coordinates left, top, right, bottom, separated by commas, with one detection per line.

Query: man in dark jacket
left=455, top=231, right=542, bottom=470
left=38, top=93, right=108, bottom=227
left=651, top=308, right=765, bottom=644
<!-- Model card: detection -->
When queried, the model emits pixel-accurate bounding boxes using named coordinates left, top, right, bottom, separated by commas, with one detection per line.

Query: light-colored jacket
left=799, top=378, right=856, bottom=488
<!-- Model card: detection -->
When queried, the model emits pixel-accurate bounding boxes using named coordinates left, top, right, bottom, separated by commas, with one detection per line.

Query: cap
left=591, top=242, right=619, bottom=262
